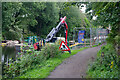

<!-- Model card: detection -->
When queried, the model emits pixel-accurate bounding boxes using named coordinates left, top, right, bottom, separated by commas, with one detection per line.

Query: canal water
left=2, top=46, right=20, bottom=65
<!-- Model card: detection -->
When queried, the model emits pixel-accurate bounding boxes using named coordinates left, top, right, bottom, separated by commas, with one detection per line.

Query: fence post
left=96, top=28, right=99, bottom=45
left=73, top=27, right=76, bottom=44
left=90, top=28, right=92, bottom=47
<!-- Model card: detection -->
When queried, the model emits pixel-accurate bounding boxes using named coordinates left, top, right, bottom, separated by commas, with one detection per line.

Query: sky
left=80, top=4, right=97, bottom=20
left=80, top=4, right=86, bottom=13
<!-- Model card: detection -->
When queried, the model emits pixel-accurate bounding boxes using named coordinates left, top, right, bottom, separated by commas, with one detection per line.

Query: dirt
left=47, top=45, right=103, bottom=78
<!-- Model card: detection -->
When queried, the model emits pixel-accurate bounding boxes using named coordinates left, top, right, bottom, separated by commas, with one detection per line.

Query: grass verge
left=17, top=47, right=89, bottom=78
left=86, top=43, right=119, bottom=78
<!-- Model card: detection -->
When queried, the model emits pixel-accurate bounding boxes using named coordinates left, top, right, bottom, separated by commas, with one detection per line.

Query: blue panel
left=78, top=30, right=85, bottom=43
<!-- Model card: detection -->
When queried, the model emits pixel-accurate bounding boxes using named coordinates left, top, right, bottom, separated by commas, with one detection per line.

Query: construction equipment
left=34, top=16, right=71, bottom=53
left=45, top=16, right=67, bottom=43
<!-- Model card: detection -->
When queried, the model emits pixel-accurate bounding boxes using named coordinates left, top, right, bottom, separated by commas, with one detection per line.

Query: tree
left=2, top=2, right=46, bottom=40
left=2, top=2, right=23, bottom=40
left=29, top=2, right=60, bottom=38
left=86, top=2, right=120, bottom=55
left=2, top=2, right=92, bottom=42
left=57, top=3, right=91, bottom=39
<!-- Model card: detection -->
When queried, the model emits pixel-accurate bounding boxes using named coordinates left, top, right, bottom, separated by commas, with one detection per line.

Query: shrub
left=87, top=44, right=119, bottom=78
left=41, top=42, right=62, bottom=60
left=3, top=42, right=62, bottom=78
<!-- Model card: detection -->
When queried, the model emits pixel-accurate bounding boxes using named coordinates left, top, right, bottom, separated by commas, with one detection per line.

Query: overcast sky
left=80, top=4, right=97, bottom=20
left=80, top=4, right=86, bottom=13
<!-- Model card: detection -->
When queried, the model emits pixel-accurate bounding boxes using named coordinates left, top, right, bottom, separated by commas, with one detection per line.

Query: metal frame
left=72, top=27, right=108, bottom=49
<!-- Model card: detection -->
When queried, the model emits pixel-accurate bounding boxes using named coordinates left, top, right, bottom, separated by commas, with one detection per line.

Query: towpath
left=48, top=45, right=102, bottom=78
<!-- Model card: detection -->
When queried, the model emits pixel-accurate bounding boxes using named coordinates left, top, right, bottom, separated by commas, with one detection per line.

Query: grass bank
left=18, top=47, right=88, bottom=78
left=86, top=43, right=119, bottom=78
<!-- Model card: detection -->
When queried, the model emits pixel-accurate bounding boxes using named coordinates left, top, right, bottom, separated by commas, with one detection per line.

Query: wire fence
left=69, top=27, right=109, bottom=49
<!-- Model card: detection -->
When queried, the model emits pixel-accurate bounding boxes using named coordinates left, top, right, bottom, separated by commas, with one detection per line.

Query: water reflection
left=2, top=46, right=20, bottom=64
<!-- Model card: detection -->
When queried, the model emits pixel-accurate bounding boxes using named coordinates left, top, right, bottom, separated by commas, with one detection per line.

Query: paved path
left=48, top=45, right=102, bottom=78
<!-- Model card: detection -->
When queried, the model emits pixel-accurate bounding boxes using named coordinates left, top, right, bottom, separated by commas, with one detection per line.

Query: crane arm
left=45, top=16, right=66, bottom=42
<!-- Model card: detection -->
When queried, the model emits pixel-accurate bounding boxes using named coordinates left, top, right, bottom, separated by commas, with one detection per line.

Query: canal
left=2, top=46, right=21, bottom=65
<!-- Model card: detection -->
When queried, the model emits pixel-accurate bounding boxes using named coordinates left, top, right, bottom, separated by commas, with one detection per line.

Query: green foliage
left=18, top=58, right=62, bottom=78
left=2, top=2, right=60, bottom=39
left=18, top=47, right=89, bottom=78
left=2, top=2, right=92, bottom=40
left=2, top=2, right=46, bottom=40
left=87, top=44, right=119, bottom=78
left=3, top=41, right=89, bottom=78
left=32, top=2, right=60, bottom=38
left=86, top=2, right=120, bottom=54
left=3, top=42, right=62, bottom=78
left=40, top=43, right=62, bottom=60
left=56, top=4, right=91, bottom=38
left=63, top=6, right=87, bottom=28
left=84, top=17, right=91, bottom=28
left=3, top=46, right=41, bottom=78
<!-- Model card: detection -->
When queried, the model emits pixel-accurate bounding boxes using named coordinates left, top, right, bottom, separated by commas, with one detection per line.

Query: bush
left=41, top=42, right=62, bottom=60
left=3, top=42, right=62, bottom=78
left=87, top=43, right=119, bottom=78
